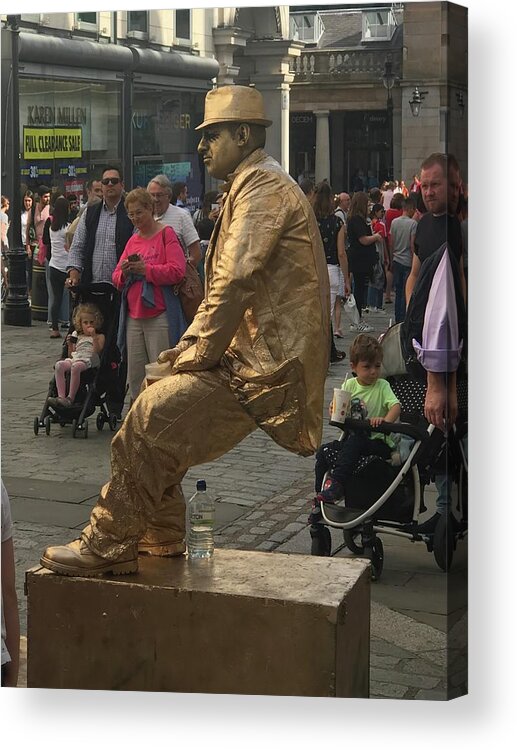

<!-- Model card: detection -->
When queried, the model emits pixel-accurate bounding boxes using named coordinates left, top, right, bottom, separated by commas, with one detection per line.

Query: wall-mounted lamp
left=456, top=91, right=465, bottom=118
left=409, top=86, right=428, bottom=117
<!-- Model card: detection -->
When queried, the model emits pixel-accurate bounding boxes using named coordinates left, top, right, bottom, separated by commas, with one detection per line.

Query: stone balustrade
left=293, top=48, right=402, bottom=81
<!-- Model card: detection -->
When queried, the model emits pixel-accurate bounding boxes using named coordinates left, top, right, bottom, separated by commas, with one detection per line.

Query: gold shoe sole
left=137, top=542, right=186, bottom=557
left=40, top=555, right=138, bottom=577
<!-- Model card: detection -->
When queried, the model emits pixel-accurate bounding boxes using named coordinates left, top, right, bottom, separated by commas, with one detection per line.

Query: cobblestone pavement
left=2, top=306, right=466, bottom=699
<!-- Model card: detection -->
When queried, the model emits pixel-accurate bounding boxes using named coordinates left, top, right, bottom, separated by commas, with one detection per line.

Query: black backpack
left=401, top=243, right=467, bottom=383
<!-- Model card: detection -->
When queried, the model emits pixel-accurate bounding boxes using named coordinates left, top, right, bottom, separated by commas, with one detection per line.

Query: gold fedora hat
left=195, top=85, right=272, bottom=130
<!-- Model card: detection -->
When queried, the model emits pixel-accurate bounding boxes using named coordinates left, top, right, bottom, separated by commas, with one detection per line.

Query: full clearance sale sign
left=23, top=127, right=82, bottom=160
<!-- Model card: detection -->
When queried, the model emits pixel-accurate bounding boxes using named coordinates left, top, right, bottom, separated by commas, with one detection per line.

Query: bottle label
left=190, top=511, right=213, bottom=525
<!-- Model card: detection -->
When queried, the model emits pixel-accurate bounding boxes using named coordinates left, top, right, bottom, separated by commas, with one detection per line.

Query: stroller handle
left=70, top=282, right=117, bottom=297
left=335, top=417, right=429, bottom=442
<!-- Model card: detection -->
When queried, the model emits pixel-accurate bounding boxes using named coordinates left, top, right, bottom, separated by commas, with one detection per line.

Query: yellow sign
left=23, top=127, right=82, bottom=160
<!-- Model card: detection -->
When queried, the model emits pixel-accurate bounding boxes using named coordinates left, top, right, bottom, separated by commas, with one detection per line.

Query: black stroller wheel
left=108, top=413, right=118, bottom=431
left=433, top=513, right=454, bottom=572
left=72, top=419, right=78, bottom=438
left=343, top=530, right=364, bottom=555
left=83, top=419, right=89, bottom=439
left=44, top=415, right=51, bottom=435
left=33, top=417, right=40, bottom=436
left=364, top=537, right=384, bottom=581
left=310, top=525, right=331, bottom=557
left=96, top=413, right=105, bottom=431
left=371, top=537, right=384, bottom=581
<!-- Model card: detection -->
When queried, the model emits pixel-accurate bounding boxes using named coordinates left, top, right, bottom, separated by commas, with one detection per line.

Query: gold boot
left=40, top=539, right=138, bottom=577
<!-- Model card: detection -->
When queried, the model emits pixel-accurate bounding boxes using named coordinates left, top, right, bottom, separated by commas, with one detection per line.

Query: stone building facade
left=1, top=4, right=468, bottom=206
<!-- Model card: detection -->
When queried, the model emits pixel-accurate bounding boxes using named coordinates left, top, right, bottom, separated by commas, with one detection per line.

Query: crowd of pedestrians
left=2, top=167, right=207, bottom=428
left=2, top=158, right=468, bottom=403
left=299, top=165, right=467, bottom=368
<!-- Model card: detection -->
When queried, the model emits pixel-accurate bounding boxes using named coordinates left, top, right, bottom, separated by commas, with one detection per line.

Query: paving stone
left=244, top=511, right=265, bottom=521
left=255, top=541, right=277, bottom=551
left=268, top=529, right=293, bottom=543
left=283, top=522, right=306, bottom=534
left=413, top=689, right=448, bottom=701
left=270, top=513, right=289, bottom=521
left=370, top=654, right=402, bottom=669
left=257, top=520, right=277, bottom=529
left=401, top=658, right=444, bottom=678
left=369, top=680, right=409, bottom=699
left=234, top=534, right=256, bottom=544
left=370, top=667, right=440, bottom=689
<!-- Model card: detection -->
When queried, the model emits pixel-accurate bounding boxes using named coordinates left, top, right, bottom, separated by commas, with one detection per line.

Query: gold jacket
left=173, top=149, right=330, bottom=456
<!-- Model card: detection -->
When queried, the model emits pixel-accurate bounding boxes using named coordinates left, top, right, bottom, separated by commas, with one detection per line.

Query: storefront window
left=132, top=86, right=205, bottom=210
left=19, top=77, right=121, bottom=198
left=289, top=112, right=316, bottom=181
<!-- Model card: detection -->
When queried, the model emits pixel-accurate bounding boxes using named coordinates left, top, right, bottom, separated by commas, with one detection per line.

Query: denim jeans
left=392, top=260, right=411, bottom=323
left=435, top=473, right=451, bottom=515
left=367, top=285, right=383, bottom=309
left=45, top=260, right=69, bottom=325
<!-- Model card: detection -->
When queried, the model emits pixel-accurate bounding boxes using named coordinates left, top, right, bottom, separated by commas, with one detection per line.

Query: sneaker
left=416, top=512, right=440, bottom=535
left=350, top=321, right=374, bottom=333
left=315, top=478, right=344, bottom=504
left=362, top=306, right=370, bottom=314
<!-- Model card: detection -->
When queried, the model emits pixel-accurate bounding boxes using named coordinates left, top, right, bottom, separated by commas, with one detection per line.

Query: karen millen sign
left=23, top=127, right=83, bottom=160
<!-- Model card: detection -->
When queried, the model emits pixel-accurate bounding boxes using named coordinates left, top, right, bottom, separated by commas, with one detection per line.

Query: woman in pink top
left=113, top=188, right=186, bottom=400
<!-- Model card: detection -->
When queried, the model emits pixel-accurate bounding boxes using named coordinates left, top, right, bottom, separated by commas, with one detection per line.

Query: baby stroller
left=33, top=282, right=127, bottom=439
left=308, top=325, right=468, bottom=581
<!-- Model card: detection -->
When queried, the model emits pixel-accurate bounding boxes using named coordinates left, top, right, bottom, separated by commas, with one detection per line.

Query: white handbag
left=344, top=293, right=360, bottom=326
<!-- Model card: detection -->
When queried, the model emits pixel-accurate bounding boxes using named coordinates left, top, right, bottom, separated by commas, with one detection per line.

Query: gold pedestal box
left=26, top=549, right=370, bottom=697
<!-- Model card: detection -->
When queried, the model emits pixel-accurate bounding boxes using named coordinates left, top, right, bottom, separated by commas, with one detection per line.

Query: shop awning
left=18, top=32, right=219, bottom=80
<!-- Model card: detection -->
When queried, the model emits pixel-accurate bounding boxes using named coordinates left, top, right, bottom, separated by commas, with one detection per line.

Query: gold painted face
left=198, top=124, right=244, bottom=180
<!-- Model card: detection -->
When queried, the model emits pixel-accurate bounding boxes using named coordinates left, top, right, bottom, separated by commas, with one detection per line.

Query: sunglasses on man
left=101, top=177, right=121, bottom=186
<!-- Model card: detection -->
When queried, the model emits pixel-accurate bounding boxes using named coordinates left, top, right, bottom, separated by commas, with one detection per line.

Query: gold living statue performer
left=41, top=86, right=330, bottom=576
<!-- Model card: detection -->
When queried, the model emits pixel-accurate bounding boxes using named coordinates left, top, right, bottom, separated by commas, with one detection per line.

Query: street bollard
left=3, top=247, right=32, bottom=326
left=30, top=258, right=48, bottom=321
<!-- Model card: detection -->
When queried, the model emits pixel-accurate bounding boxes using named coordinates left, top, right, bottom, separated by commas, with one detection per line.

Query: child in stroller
left=34, top=282, right=126, bottom=438
left=314, top=334, right=401, bottom=505
left=309, top=324, right=467, bottom=580
left=47, top=302, right=105, bottom=409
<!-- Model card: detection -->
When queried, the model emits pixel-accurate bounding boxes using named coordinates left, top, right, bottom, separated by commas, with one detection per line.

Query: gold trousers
left=82, top=367, right=256, bottom=559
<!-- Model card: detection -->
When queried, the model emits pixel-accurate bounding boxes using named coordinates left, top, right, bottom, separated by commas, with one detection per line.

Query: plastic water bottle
left=187, top=480, right=215, bottom=560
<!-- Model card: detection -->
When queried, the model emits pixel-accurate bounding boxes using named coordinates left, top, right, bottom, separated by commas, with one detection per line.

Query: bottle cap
left=196, top=480, right=206, bottom=491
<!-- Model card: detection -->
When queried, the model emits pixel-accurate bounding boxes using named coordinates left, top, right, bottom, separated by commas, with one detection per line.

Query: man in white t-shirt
left=382, top=181, right=395, bottom=211
left=147, top=175, right=201, bottom=267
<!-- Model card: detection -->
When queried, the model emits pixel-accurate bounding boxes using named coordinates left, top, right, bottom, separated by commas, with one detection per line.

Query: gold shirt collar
left=219, top=148, right=266, bottom=194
